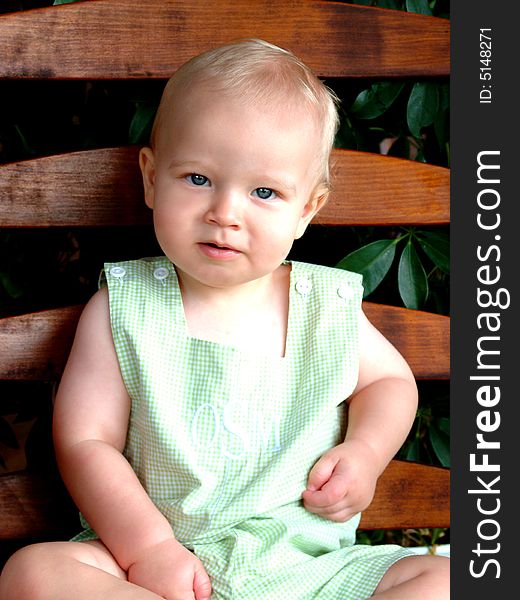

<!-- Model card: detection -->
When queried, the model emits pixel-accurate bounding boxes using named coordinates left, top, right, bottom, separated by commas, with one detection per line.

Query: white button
left=110, top=266, right=126, bottom=279
left=295, top=277, right=312, bottom=296
left=153, top=267, right=170, bottom=281
left=337, top=283, right=354, bottom=300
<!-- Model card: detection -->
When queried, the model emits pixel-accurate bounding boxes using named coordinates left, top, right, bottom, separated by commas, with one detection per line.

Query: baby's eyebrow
left=265, top=177, right=297, bottom=194
left=167, top=159, right=202, bottom=171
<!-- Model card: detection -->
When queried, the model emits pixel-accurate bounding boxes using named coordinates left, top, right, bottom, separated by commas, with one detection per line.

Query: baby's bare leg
left=0, top=540, right=163, bottom=600
left=372, top=554, right=449, bottom=599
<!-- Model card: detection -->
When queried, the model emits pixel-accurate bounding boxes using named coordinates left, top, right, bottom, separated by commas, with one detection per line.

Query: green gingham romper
left=72, top=257, right=413, bottom=599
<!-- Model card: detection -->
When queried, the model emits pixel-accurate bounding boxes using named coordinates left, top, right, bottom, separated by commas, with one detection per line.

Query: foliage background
left=0, top=0, right=450, bottom=549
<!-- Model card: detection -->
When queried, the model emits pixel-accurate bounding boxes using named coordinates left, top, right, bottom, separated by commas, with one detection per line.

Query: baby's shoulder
left=290, top=261, right=363, bottom=299
left=79, top=286, right=111, bottom=330
left=100, top=256, right=170, bottom=289
left=292, top=260, right=362, bottom=282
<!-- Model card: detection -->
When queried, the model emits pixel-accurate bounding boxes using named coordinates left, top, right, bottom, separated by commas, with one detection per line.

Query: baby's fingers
left=193, top=567, right=212, bottom=600
left=306, top=452, right=340, bottom=493
left=302, top=483, right=357, bottom=524
left=304, top=471, right=346, bottom=506
left=313, top=504, right=357, bottom=523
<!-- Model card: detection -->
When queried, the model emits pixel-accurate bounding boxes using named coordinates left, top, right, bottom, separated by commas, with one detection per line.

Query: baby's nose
left=205, top=191, right=243, bottom=228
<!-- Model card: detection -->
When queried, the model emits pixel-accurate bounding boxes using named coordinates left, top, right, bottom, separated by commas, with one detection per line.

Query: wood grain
left=0, top=306, right=82, bottom=381
left=0, top=459, right=448, bottom=540
left=321, top=152, right=450, bottom=226
left=0, top=303, right=448, bottom=381
left=0, top=0, right=449, bottom=80
left=0, top=147, right=150, bottom=228
left=0, top=148, right=449, bottom=227
left=360, top=460, right=450, bottom=530
left=363, top=302, right=450, bottom=380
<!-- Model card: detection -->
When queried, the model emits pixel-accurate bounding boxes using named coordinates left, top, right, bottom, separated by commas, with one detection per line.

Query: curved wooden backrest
left=0, top=147, right=449, bottom=228
left=0, top=0, right=450, bottom=541
left=0, top=0, right=449, bottom=80
left=0, top=148, right=150, bottom=228
left=0, top=460, right=449, bottom=540
left=0, top=302, right=449, bottom=381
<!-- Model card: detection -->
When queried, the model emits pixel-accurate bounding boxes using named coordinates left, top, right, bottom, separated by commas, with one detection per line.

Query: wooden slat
left=0, top=303, right=448, bottom=381
left=0, top=0, right=450, bottom=80
left=0, top=147, right=151, bottom=228
left=321, top=152, right=450, bottom=226
left=0, top=148, right=449, bottom=227
left=364, top=302, right=449, bottom=380
left=360, top=460, right=450, bottom=530
left=0, top=459, right=448, bottom=539
left=0, top=306, right=82, bottom=381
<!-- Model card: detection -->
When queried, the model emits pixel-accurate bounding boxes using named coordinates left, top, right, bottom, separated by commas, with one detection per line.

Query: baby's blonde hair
left=150, top=39, right=339, bottom=191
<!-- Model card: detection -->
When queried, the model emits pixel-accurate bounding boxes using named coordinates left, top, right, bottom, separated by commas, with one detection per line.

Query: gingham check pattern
left=72, top=257, right=413, bottom=598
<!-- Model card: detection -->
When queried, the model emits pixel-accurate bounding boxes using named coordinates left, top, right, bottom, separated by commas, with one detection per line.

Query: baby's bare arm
left=303, top=309, right=418, bottom=520
left=345, top=308, right=418, bottom=470
left=53, top=289, right=177, bottom=570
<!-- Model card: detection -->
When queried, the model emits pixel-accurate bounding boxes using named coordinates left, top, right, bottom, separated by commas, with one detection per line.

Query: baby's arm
left=302, top=308, right=418, bottom=522
left=53, top=288, right=211, bottom=599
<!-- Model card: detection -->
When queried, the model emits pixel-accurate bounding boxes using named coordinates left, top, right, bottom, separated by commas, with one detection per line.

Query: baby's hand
left=127, top=538, right=212, bottom=600
left=302, top=439, right=380, bottom=522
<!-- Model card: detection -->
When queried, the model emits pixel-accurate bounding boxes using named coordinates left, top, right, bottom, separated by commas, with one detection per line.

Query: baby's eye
left=253, top=187, right=277, bottom=201
left=187, top=174, right=209, bottom=186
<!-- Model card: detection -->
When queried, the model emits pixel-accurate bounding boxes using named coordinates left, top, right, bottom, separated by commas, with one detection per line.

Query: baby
left=0, top=39, right=449, bottom=599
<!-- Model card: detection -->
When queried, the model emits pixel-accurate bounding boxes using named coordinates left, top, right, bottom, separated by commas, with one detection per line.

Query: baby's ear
left=139, top=147, right=156, bottom=209
left=294, top=186, right=330, bottom=240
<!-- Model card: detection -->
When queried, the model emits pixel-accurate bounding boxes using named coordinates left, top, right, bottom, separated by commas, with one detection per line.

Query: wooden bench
left=0, top=0, right=450, bottom=566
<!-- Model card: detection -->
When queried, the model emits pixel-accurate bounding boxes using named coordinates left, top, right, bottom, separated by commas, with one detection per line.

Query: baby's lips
left=204, top=240, right=240, bottom=252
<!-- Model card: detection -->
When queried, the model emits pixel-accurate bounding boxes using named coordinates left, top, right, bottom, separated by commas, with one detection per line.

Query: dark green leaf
left=378, top=0, right=402, bottom=9
left=357, top=529, right=386, bottom=546
left=433, top=83, right=450, bottom=155
left=128, top=103, right=156, bottom=145
left=0, top=272, right=24, bottom=299
left=438, top=83, right=450, bottom=111
left=415, top=231, right=450, bottom=273
left=13, top=125, right=36, bottom=157
left=403, top=437, right=422, bottom=461
left=414, top=149, right=427, bottom=163
left=428, top=422, right=450, bottom=467
left=406, top=0, right=432, bottom=15
left=436, top=416, right=450, bottom=436
left=398, top=240, right=429, bottom=308
left=433, top=106, right=449, bottom=155
left=407, top=82, right=439, bottom=138
left=336, top=239, right=397, bottom=296
left=351, top=82, right=405, bottom=120
left=335, top=117, right=362, bottom=150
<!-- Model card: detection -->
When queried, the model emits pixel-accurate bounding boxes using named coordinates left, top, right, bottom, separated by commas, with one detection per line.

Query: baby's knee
left=416, top=554, right=450, bottom=596
left=376, top=554, right=450, bottom=597
left=0, top=543, right=52, bottom=600
left=421, top=554, right=450, bottom=583
left=424, top=555, right=450, bottom=598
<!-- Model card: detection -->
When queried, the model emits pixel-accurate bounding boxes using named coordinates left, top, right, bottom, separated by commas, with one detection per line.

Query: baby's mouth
left=204, top=241, right=238, bottom=252
left=198, top=241, right=241, bottom=258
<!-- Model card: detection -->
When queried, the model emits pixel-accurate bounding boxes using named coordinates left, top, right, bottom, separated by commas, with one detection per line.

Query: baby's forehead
left=160, top=77, right=319, bottom=133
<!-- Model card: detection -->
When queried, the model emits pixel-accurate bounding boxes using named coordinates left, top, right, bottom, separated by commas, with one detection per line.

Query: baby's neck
left=179, top=265, right=290, bottom=357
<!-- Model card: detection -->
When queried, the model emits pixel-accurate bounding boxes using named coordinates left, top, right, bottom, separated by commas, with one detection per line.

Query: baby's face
left=140, top=88, right=324, bottom=291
